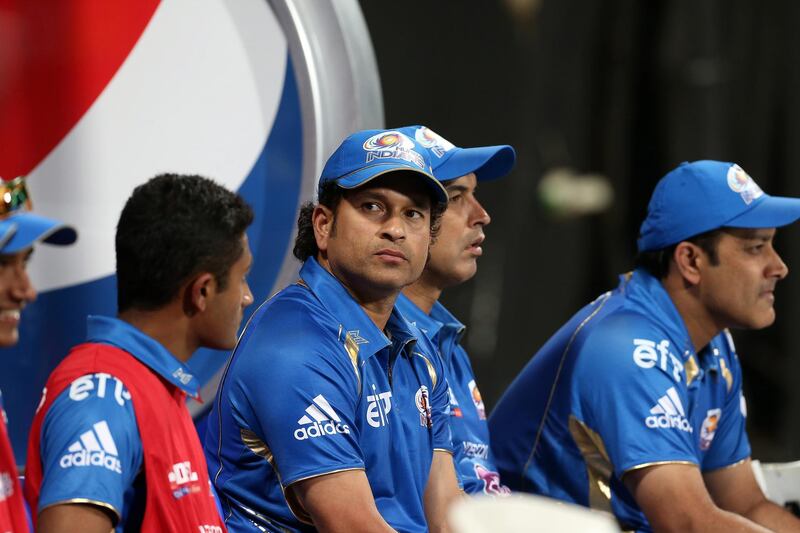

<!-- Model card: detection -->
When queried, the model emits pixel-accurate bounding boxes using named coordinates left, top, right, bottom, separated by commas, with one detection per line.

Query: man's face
left=698, top=228, right=788, bottom=330
left=0, top=248, right=37, bottom=347
left=317, top=172, right=433, bottom=301
left=199, top=234, right=254, bottom=350
left=425, top=173, right=490, bottom=288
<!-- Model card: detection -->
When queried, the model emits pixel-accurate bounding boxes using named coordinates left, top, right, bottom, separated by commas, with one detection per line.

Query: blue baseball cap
left=319, top=129, right=448, bottom=203
left=398, top=125, right=516, bottom=182
left=1, top=213, right=77, bottom=254
left=637, top=160, right=800, bottom=252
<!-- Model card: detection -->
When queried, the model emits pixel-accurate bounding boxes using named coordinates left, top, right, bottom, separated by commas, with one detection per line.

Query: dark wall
left=360, top=0, right=800, bottom=461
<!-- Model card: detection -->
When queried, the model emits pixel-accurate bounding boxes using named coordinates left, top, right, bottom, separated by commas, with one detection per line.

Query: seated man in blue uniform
left=490, top=161, right=800, bottom=532
left=26, top=174, right=254, bottom=532
left=205, top=129, right=462, bottom=532
left=394, top=126, right=515, bottom=496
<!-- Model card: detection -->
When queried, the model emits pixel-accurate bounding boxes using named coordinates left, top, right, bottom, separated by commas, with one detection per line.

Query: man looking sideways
left=490, top=161, right=800, bottom=532
left=395, top=126, right=516, bottom=495
left=25, top=174, right=254, bottom=532
left=0, top=176, right=77, bottom=532
left=206, top=129, right=461, bottom=532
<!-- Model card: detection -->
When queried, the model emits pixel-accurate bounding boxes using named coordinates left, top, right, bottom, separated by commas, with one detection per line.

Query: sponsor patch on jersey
left=468, top=380, right=486, bottom=420
left=632, top=338, right=684, bottom=382
left=293, top=394, right=350, bottom=441
left=366, top=385, right=392, bottom=428
left=699, top=408, right=721, bottom=450
left=462, top=441, right=489, bottom=460
left=167, top=460, right=203, bottom=500
left=645, top=387, right=693, bottom=433
left=362, top=131, right=425, bottom=169
left=415, top=386, right=432, bottom=429
left=59, top=420, right=122, bottom=473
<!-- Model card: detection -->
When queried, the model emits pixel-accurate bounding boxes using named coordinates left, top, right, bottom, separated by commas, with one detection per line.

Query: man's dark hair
left=293, top=176, right=447, bottom=262
left=116, top=173, right=254, bottom=312
left=634, top=228, right=724, bottom=279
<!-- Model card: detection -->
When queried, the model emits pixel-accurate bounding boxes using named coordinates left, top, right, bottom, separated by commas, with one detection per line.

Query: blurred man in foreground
left=396, top=125, right=515, bottom=495
left=491, top=161, right=800, bottom=531
left=26, top=174, right=253, bottom=532
left=0, top=176, right=76, bottom=532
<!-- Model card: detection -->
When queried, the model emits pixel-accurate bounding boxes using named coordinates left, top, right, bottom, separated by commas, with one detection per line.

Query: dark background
left=359, top=0, right=800, bottom=461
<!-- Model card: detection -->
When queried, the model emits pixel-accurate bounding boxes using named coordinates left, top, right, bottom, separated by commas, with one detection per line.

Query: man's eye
left=448, top=194, right=462, bottom=203
left=407, top=210, right=425, bottom=220
left=363, top=202, right=381, bottom=212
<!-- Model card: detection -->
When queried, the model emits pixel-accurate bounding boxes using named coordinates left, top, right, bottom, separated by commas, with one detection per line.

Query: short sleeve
left=230, top=312, right=364, bottom=487
left=38, top=373, right=142, bottom=521
left=428, top=350, right=455, bottom=454
left=574, top=315, right=698, bottom=477
left=702, top=332, right=751, bottom=471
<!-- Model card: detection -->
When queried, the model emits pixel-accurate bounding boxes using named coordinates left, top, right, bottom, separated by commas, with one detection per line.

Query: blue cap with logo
left=637, top=160, right=800, bottom=252
left=319, top=129, right=448, bottom=203
left=397, top=125, right=516, bottom=182
left=0, top=177, right=77, bottom=254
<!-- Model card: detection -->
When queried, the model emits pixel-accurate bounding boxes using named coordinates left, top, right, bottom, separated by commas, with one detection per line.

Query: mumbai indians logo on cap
left=726, top=164, right=764, bottom=205
left=414, top=127, right=455, bottom=158
left=363, top=131, right=425, bottom=169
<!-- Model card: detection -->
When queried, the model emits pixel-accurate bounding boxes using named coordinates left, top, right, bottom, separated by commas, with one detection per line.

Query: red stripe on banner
left=0, top=1, right=160, bottom=179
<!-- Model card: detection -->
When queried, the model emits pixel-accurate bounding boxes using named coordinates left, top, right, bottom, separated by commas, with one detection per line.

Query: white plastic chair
left=448, top=494, right=619, bottom=533
left=752, top=460, right=800, bottom=507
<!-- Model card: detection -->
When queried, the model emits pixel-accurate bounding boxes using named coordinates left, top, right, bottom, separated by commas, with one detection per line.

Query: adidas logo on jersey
left=59, top=420, right=122, bottom=473
left=294, top=395, right=350, bottom=441
left=645, top=387, right=693, bottom=433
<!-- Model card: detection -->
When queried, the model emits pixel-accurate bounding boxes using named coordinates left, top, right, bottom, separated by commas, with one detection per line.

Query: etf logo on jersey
left=366, top=385, right=392, bottom=428
left=632, top=338, right=684, bottom=383
left=294, top=394, right=350, bottom=440
left=59, top=420, right=122, bottom=473
left=69, top=373, right=132, bottom=406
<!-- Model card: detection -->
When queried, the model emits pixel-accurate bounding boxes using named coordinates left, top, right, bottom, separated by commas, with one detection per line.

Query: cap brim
left=724, top=194, right=800, bottom=229
left=335, top=163, right=448, bottom=204
left=1, top=213, right=77, bottom=254
left=433, top=145, right=516, bottom=182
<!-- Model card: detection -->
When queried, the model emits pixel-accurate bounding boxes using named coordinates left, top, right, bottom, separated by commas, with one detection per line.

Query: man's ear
left=673, top=242, right=703, bottom=286
left=184, top=272, right=215, bottom=316
left=312, top=204, right=335, bottom=253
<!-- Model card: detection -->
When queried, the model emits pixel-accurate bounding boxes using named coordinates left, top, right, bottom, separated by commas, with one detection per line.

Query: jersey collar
left=85, top=315, right=201, bottom=398
left=299, top=258, right=418, bottom=360
left=395, top=293, right=466, bottom=359
left=626, top=269, right=696, bottom=362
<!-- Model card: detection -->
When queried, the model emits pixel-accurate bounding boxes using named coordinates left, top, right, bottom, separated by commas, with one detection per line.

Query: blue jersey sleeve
left=37, top=373, right=142, bottom=521
left=232, top=311, right=364, bottom=487
left=428, top=355, right=454, bottom=454
left=573, top=314, right=698, bottom=477
left=701, top=331, right=751, bottom=471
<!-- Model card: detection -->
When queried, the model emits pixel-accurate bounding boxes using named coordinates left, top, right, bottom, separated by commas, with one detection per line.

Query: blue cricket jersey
left=35, top=316, right=202, bottom=531
left=489, top=269, right=750, bottom=532
left=396, top=294, right=509, bottom=496
left=205, top=258, right=453, bottom=532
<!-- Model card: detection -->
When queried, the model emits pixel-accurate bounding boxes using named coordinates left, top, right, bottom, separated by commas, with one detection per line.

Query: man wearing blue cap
left=206, top=129, right=462, bottom=532
left=394, top=126, right=515, bottom=496
left=490, top=161, right=800, bottom=531
left=0, top=176, right=76, bottom=532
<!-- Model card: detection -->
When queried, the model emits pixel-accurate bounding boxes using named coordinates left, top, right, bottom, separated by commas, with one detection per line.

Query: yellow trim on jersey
left=568, top=415, right=613, bottom=513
